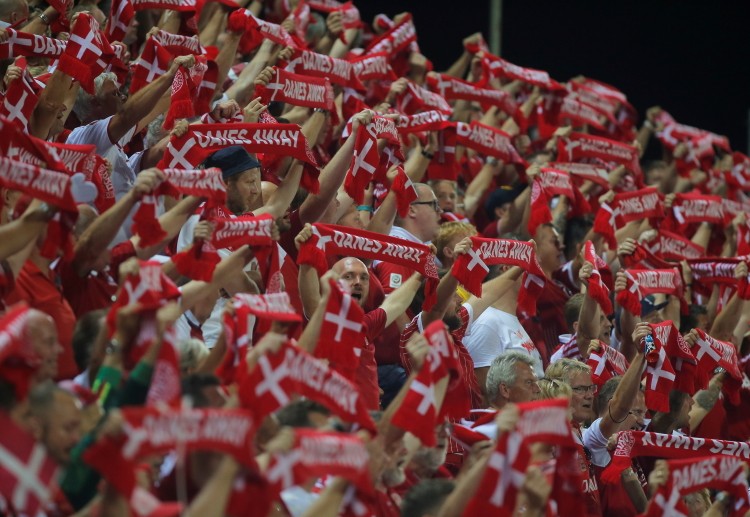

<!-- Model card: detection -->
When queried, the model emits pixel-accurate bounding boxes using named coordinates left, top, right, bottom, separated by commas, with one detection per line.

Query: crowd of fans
left=0, top=0, right=749, bottom=515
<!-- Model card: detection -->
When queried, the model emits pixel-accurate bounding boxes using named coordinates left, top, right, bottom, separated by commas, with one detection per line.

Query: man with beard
left=398, top=237, right=523, bottom=409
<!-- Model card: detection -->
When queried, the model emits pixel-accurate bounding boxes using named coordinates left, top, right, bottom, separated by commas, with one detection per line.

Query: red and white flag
left=583, top=240, right=612, bottom=315
left=106, top=0, right=134, bottom=43
left=315, top=279, right=364, bottom=374
left=349, top=52, right=397, bottom=82
left=130, top=37, right=171, bottom=94
left=57, top=14, right=110, bottom=94
left=0, top=29, right=67, bottom=60
left=587, top=341, right=628, bottom=386
left=0, top=63, right=38, bottom=131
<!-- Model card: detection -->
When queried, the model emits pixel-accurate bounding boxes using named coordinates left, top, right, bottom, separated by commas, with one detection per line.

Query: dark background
left=358, top=1, right=750, bottom=153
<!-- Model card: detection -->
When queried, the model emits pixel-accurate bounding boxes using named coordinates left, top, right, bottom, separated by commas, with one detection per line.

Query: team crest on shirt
left=389, top=273, right=402, bottom=288
left=521, top=341, right=536, bottom=353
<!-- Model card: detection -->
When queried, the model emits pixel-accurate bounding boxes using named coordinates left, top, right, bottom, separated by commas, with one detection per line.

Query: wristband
left=313, top=108, right=329, bottom=114
left=421, top=149, right=434, bottom=160
left=37, top=12, right=50, bottom=25
left=356, top=205, right=373, bottom=213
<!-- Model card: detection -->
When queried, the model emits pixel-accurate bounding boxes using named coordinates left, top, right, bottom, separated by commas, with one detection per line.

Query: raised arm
left=379, top=273, right=422, bottom=327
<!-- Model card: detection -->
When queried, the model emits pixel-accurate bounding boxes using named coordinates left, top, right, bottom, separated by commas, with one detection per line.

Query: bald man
left=296, top=225, right=423, bottom=409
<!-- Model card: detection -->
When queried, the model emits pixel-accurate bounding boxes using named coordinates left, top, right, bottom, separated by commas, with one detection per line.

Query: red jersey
left=360, top=308, right=387, bottom=410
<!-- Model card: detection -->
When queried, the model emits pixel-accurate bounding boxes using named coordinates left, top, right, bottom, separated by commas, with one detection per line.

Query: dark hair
left=401, top=479, right=455, bottom=517
left=564, top=217, right=592, bottom=261
left=71, top=309, right=106, bottom=372
left=275, top=399, right=330, bottom=428
left=181, top=373, right=221, bottom=408
left=596, top=376, right=622, bottom=417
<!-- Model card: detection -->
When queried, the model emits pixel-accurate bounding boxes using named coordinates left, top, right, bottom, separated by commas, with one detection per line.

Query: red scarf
left=645, top=230, right=704, bottom=261
left=479, top=53, right=563, bottom=90
left=363, top=13, right=417, bottom=56
left=557, top=132, right=641, bottom=175
left=450, top=237, right=545, bottom=316
left=129, top=37, right=171, bottom=94
left=315, top=279, right=364, bottom=376
left=455, top=121, right=525, bottom=165
left=467, top=399, right=580, bottom=517
left=266, top=430, right=371, bottom=495
left=616, top=268, right=683, bottom=316
left=157, top=122, right=319, bottom=170
left=0, top=157, right=77, bottom=212
left=642, top=331, right=675, bottom=412
left=349, top=52, right=397, bottom=82
left=0, top=62, right=38, bottom=131
left=426, top=73, right=517, bottom=115
left=688, top=257, right=745, bottom=298
left=255, top=67, right=334, bottom=111
left=528, top=168, right=590, bottom=236
left=392, top=166, right=418, bottom=218
left=146, top=324, right=182, bottom=406
left=564, top=85, right=619, bottom=122
left=587, top=341, right=628, bottom=386
left=558, top=93, right=607, bottom=131
left=583, top=240, right=612, bottom=315
left=651, top=321, right=696, bottom=394
left=0, top=29, right=66, bottom=60
left=601, top=430, right=750, bottom=484
left=396, top=110, right=450, bottom=134
left=285, top=49, right=364, bottom=90
left=238, top=340, right=376, bottom=432
left=245, top=12, right=297, bottom=47
left=668, top=192, right=724, bottom=229
left=164, top=56, right=212, bottom=130
left=645, top=456, right=750, bottom=517
left=547, top=161, right=610, bottom=189
left=57, top=14, right=110, bottom=94
left=397, top=80, right=452, bottom=115
left=426, top=125, right=460, bottom=180
left=105, top=0, right=134, bottom=43
left=211, top=214, right=274, bottom=249
left=152, top=29, right=204, bottom=55
left=159, top=167, right=226, bottom=202
left=692, top=329, right=742, bottom=404
left=343, top=117, right=402, bottom=203
left=622, top=241, right=677, bottom=271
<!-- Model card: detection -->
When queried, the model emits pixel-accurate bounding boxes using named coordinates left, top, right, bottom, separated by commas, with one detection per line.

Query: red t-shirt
left=360, top=308, right=387, bottom=410
left=59, top=240, right=137, bottom=317
left=5, top=260, right=78, bottom=380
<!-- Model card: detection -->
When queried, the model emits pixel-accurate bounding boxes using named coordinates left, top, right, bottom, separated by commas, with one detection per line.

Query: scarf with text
left=129, top=37, right=172, bottom=94
left=616, top=268, right=683, bottom=316
left=163, top=56, right=216, bottom=130
left=396, top=110, right=450, bottom=134
left=666, top=193, right=724, bottom=232
left=557, top=132, right=641, bottom=175
left=601, top=431, right=750, bottom=484
left=692, top=329, right=742, bottom=404
left=558, top=92, right=608, bottom=131
left=0, top=304, right=42, bottom=401
left=451, top=237, right=545, bottom=316
left=363, top=13, right=417, bottom=57
left=285, top=49, right=364, bottom=90
left=157, top=122, right=318, bottom=171
left=0, top=157, right=77, bottom=212
left=594, top=187, right=664, bottom=248
left=298, top=223, right=439, bottom=308
left=645, top=230, right=705, bottom=261
left=528, top=168, right=590, bottom=236
left=146, top=324, right=182, bottom=406
left=255, top=67, right=334, bottom=111
left=546, top=161, right=610, bottom=189
left=687, top=257, right=746, bottom=298
left=425, top=320, right=470, bottom=420
left=211, top=213, right=274, bottom=250
left=455, top=121, right=525, bottom=165
left=46, top=142, right=114, bottom=215
left=315, top=279, right=364, bottom=377
left=583, top=240, right=612, bottom=315
left=479, top=53, right=563, bottom=91
left=266, top=430, right=371, bottom=495
left=0, top=29, right=66, bottom=60
left=587, top=341, right=629, bottom=386
left=396, top=80, right=452, bottom=115
left=642, top=330, right=675, bottom=412
left=427, top=73, right=517, bottom=115
left=349, top=52, right=397, bottom=82
left=343, top=117, right=402, bottom=203
left=466, top=399, right=580, bottom=517
left=650, top=321, right=696, bottom=394
left=644, top=455, right=750, bottom=517
left=567, top=81, right=621, bottom=122
left=237, top=340, right=376, bottom=432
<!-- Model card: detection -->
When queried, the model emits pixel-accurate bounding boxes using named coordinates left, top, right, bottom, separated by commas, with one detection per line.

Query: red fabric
left=692, top=329, right=742, bottom=404
left=130, top=37, right=171, bottom=94
left=0, top=412, right=60, bottom=517
left=650, top=321, right=696, bottom=394
left=528, top=168, right=590, bottom=236
left=344, top=125, right=380, bottom=204
left=480, top=53, right=563, bottom=90
left=364, top=13, right=417, bottom=56
left=211, top=214, right=275, bottom=249
left=349, top=52, right=398, bottom=82
left=396, top=110, right=450, bottom=134
left=0, top=65, right=38, bottom=131
left=455, top=121, right=525, bottom=165
left=157, top=122, right=319, bottom=169
left=451, top=237, right=545, bottom=316
left=0, top=157, right=77, bottom=212
left=106, top=0, right=134, bottom=43
left=266, top=430, right=371, bottom=494
left=391, top=166, right=418, bottom=218
left=426, top=73, right=517, bottom=115
left=171, top=240, right=221, bottom=282
left=644, top=230, right=704, bottom=261
left=642, top=334, right=675, bottom=412
left=0, top=30, right=67, bottom=60
left=286, top=49, right=364, bottom=90
left=238, top=339, right=377, bottom=432
left=616, top=268, right=684, bottom=316
left=587, top=341, right=628, bottom=386
left=602, top=430, right=750, bottom=485
left=0, top=304, right=41, bottom=400
left=557, top=132, right=641, bottom=175
left=5, top=261, right=77, bottom=380
left=397, top=80, right=452, bottom=115
left=359, top=308, right=386, bottom=410
left=132, top=194, right=167, bottom=248
left=644, top=455, right=750, bottom=517
left=584, top=240, right=612, bottom=315
left=146, top=326, right=182, bottom=406
left=152, top=29, right=204, bottom=55
left=668, top=192, right=724, bottom=228
left=549, top=161, right=611, bottom=189
left=558, top=92, right=608, bottom=131
left=255, top=67, right=334, bottom=111
left=315, top=279, right=363, bottom=376
left=57, top=15, right=110, bottom=94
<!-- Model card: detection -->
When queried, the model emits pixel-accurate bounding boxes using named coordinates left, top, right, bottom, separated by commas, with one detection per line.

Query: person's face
left=442, top=291, right=463, bottom=331
left=38, top=393, right=82, bottom=465
left=683, top=492, right=709, bottom=517
left=28, top=315, right=62, bottom=381
left=433, top=181, right=457, bottom=213
left=226, top=168, right=261, bottom=215
left=599, top=313, right=613, bottom=345
left=569, top=371, right=596, bottom=424
left=335, top=259, right=370, bottom=307
left=94, top=80, right=126, bottom=119
left=381, top=438, right=407, bottom=487
left=337, top=205, right=364, bottom=230
left=630, top=391, right=647, bottom=430
left=410, top=186, right=441, bottom=242
left=534, top=225, right=564, bottom=272
left=502, top=362, right=540, bottom=404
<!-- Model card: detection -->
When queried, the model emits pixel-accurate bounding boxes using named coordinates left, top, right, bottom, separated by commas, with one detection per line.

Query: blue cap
left=641, top=295, right=668, bottom=317
left=203, top=146, right=260, bottom=180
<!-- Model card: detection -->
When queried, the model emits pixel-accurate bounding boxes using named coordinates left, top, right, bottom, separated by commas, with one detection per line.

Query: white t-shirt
left=463, top=306, right=543, bottom=376
left=582, top=417, right=611, bottom=467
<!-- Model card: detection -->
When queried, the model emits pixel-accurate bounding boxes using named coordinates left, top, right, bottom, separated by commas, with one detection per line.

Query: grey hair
left=177, top=338, right=209, bottom=373
left=72, top=72, right=118, bottom=123
left=486, top=351, right=537, bottom=404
